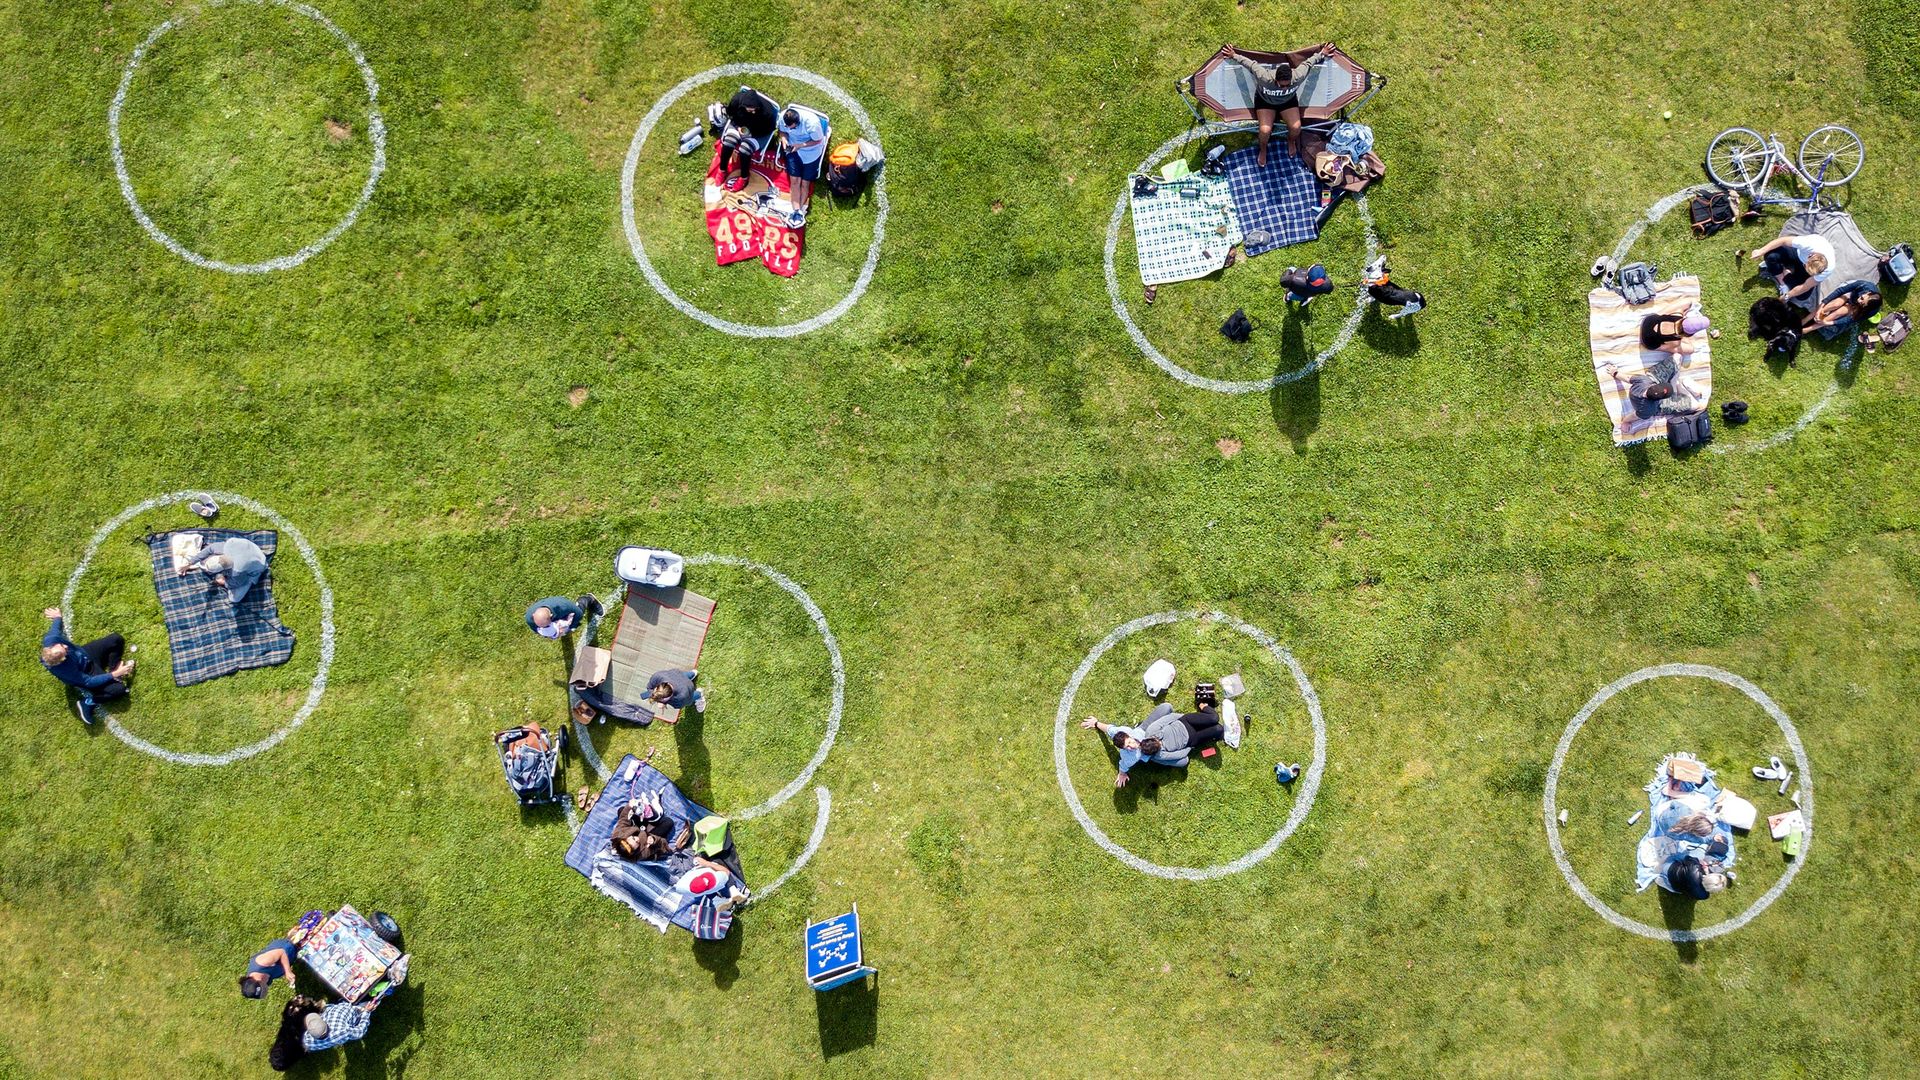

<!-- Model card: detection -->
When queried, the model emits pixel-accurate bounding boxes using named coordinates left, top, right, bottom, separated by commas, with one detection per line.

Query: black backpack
left=1219, top=309, right=1253, bottom=343
left=827, top=161, right=868, bottom=199
left=1689, top=191, right=1737, bottom=237
left=1668, top=411, right=1712, bottom=450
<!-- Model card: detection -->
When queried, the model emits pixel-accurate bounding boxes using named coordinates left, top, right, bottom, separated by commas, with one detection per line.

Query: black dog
left=1363, top=256, right=1425, bottom=318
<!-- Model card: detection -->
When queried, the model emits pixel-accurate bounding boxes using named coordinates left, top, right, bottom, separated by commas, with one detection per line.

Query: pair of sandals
left=1751, top=755, right=1793, bottom=795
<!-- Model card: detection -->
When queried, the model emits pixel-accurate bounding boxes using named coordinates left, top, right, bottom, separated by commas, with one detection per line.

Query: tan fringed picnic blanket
left=606, top=585, right=716, bottom=723
left=1588, top=275, right=1713, bottom=446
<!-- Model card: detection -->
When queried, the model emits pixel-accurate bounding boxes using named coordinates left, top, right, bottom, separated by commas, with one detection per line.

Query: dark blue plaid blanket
left=1223, top=147, right=1322, bottom=256
left=147, top=529, right=295, bottom=687
left=565, top=755, right=745, bottom=933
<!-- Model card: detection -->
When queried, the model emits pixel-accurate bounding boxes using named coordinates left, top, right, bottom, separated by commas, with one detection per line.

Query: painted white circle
left=619, top=63, right=888, bottom=338
left=1052, top=610, right=1327, bottom=880
left=1104, top=121, right=1380, bottom=393
left=109, top=0, right=388, bottom=274
left=1607, top=188, right=1845, bottom=453
left=569, top=554, right=842, bottom=822
left=1543, top=663, right=1813, bottom=942
left=61, top=490, right=337, bottom=766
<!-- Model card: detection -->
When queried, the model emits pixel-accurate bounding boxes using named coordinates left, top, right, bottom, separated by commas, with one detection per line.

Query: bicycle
left=1705, top=124, right=1865, bottom=210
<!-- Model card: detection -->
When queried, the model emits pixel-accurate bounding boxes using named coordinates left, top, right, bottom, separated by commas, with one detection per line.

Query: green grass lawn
left=3, top=0, right=1920, bottom=1075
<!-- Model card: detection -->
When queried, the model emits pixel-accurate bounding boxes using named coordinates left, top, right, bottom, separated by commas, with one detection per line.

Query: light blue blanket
left=1635, top=754, right=1738, bottom=892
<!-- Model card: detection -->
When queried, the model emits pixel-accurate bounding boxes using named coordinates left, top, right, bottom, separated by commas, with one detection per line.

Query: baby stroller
left=494, top=724, right=567, bottom=806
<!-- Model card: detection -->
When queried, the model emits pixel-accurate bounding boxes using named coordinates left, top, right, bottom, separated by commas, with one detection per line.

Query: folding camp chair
left=1179, top=44, right=1386, bottom=137
left=495, top=724, right=568, bottom=806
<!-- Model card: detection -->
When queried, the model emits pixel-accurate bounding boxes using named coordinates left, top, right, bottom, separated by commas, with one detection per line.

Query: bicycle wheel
left=1799, top=125, right=1865, bottom=187
left=1706, top=127, right=1769, bottom=191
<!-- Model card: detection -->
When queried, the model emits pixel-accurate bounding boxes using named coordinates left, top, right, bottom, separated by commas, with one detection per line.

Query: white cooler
left=615, top=547, right=684, bottom=588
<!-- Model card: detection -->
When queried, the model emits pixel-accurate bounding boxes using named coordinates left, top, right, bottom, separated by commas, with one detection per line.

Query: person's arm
left=1226, top=53, right=1268, bottom=81
left=42, top=612, right=63, bottom=647
left=265, top=947, right=297, bottom=984
left=1078, top=717, right=1109, bottom=735
left=1784, top=277, right=1817, bottom=301
left=1750, top=237, right=1788, bottom=261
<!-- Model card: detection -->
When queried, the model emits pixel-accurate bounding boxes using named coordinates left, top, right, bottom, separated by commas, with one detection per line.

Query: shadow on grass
left=672, top=710, right=713, bottom=802
left=1358, top=303, right=1420, bottom=357
left=815, top=974, right=879, bottom=1059
left=288, top=982, right=426, bottom=1080
left=694, top=920, right=744, bottom=990
left=1657, top=890, right=1700, bottom=964
left=1269, top=314, right=1320, bottom=451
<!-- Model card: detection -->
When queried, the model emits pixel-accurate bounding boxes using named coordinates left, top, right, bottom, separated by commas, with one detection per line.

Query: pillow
left=169, top=532, right=205, bottom=573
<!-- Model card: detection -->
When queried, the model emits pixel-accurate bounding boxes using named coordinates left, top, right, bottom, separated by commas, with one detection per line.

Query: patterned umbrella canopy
left=1187, top=44, right=1376, bottom=122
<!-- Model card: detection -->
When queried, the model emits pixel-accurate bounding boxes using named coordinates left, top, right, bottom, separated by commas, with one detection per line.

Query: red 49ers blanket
left=703, top=147, right=804, bottom=278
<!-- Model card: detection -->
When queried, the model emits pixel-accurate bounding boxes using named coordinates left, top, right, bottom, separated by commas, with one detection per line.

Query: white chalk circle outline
left=570, top=553, right=843, bottom=822
left=619, top=63, right=888, bottom=338
left=1543, top=663, right=1813, bottom=942
left=61, top=490, right=337, bottom=766
left=1607, top=188, right=1847, bottom=454
left=1103, top=121, right=1380, bottom=393
left=109, top=0, right=387, bottom=274
left=1052, top=610, right=1327, bottom=880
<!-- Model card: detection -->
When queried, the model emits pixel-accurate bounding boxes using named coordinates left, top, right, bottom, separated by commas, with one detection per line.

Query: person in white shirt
left=777, top=106, right=828, bottom=225
left=1749, top=234, right=1835, bottom=303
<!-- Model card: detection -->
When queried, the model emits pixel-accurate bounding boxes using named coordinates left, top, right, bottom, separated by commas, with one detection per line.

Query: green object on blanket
left=1159, top=159, right=1192, bottom=181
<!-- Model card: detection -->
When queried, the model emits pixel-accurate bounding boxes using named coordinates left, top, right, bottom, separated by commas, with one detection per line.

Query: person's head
left=1138, top=738, right=1163, bottom=756
left=1701, top=871, right=1729, bottom=896
left=41, top=642, right=68, bottom=666
left=201, top=554, right=232, bottom=574
left=1110, top=730, right=1139, bottom=752
left=1671, top=812, right=1714, bottom=838
left=531, top=606, right=553, bottom=628
left=1804, top=252, right=1830, bottom=276
left=1851, top=290, right=1883, bottom=318
left=240, top=972, right=269, bottom=999
left=649, top=683, right=673, bottom=703
left=305, top=1013, right=329, bottom=1039
left=1644, top=383, right=1673, bottom=401
left=1681, top=313, right=1710, bottom=335
left=782, top=107, right=799, bottom=127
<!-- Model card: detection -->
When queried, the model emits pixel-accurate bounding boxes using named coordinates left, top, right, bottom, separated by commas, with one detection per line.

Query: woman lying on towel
left=181, top=535, right=269, bottom=604
left=1603, top=355, right=1704, bottom=418
left=1638, top=308, right=1714, bottom=357
left=1636, top=755, right=1738, bottom=898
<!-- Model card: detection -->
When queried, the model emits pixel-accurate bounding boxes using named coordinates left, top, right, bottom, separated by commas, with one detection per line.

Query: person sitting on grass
left=1747, top=234, right=1835, bottom=303
left=239, top=935, right=299, bottom=1000
left=301, top=1000, right=375, bottom=1053
left=718, top=85, right=780, bottom=192
left=181, top=535, right=270, bottom=605
left=524, top=594, right=602, bottom=640
left=1221, top=43, right=1332, bottom=166
left=645, top=667, right=705, bottom=722
left=776, top=105, right=828, bottom=226
left=1080, top=706, right=1193, bottom=788
left=39, top=606, right=134, bottom=725
left=1802, top=280, right=1882, bottom=336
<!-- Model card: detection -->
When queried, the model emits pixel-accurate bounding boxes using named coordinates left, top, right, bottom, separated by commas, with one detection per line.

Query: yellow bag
left=828, top=141, right=861, bottom=168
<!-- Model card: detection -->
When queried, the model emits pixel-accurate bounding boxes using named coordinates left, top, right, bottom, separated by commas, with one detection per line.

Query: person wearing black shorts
left=718, top=86, right=779, bottom=192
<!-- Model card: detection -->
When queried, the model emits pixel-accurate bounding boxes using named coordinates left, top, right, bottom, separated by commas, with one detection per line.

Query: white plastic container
left=615, top=547, right=684, bottom=588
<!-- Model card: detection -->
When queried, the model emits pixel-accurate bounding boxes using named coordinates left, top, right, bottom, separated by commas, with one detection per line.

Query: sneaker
left=693, top=689, right=708, bottom=714
left=581, top=593, right=605, bottom=617
left=785, top=211, right=807, bottom=229
left=724, top=176, right=746, bottom=193
left=75, top=696, right=96, bottom=726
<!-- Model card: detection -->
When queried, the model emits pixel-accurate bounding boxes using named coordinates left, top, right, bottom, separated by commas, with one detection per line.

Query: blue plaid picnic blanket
left=1222, top=147, right=1322, bottom=257
left=146, top=529, right=295, bottom=687
left=565, top=755, right=746, bottom=933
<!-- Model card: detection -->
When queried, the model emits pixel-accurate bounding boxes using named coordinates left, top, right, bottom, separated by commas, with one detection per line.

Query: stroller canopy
left=1186, top=44, right=1380, bottom=122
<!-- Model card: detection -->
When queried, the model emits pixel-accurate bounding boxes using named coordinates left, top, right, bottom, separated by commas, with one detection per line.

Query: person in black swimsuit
left=1223, top=43, right=1331, bottom=166
left=1639, top=309, right=1711, bottom=357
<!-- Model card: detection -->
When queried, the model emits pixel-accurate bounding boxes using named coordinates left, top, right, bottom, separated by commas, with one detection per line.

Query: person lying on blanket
left=179, top=535, right=269, bottom=604
left=777, top=105, right=828, bottom=225
left=1638, top=308, right=1715, bottom=357
left=39, top=607, right=134, bottom=725
left=1080, top=687, right=1228, bottom=788
left=610, top=790, right=691, bottom=862
left=718, top=86, right=779, bottom=193
left=1222, top=43, right=1332, bottom=166
left=645, top=667, right=706, bottom=723
left=1803, top=280, right=1882, bottom=335
left=1602, top=356, right=1703, bottom=418
left=1748, top=234, right=1834, bottom=303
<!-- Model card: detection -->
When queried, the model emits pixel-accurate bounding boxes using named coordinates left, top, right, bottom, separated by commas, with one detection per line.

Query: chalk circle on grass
left=1609, top=188, right=1846, bottom=454
left=109, top=0, right=387, bottom=274
left=570, top=553, right=843, bottom=823
left=1104, top=120, right=1379, bottom=394
left=61, top=490, right=336, bottom=766
left=1052, top=610, right=1327, bottom=881
left=619, top=63, right=888, bottom=338
left=1543, top=663, right=1813, bottom=943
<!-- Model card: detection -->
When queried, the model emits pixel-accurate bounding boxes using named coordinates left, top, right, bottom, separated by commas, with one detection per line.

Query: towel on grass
left=146, top=529, right=295, bottom=687
left=704, top=146, right=804, bottom=277
left=1222, top=146, right=1322, bottom=256
left=564, top=755, right=747, bottom=933
left=1781, top=209, right=1886, bottom=309
left=1635, top=753, right=1738, bottom=893
left=1130, top=173, right=1242, bottom=286
left=1588, top=275, right=1713, bottom=446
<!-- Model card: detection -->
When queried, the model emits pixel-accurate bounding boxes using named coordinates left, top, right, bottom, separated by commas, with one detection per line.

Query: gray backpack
left=1612, top=261, right=1659, bottom=305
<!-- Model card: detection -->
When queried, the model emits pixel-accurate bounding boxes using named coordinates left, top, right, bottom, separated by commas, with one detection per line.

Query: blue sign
left=803, top=905, right=874, bottom=991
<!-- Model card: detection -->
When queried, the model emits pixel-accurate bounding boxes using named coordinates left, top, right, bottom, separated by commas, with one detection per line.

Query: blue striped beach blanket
left=1222, top=147, right=1322, bottom=256
left=565, top=755, right=746, bottom=933
left=146, top=529, right=295, bottom=687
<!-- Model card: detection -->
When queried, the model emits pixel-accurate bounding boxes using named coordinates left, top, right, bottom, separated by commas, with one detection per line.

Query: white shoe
left=693, top=690, right=708, bottom=714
